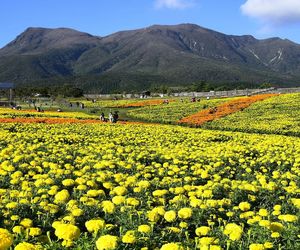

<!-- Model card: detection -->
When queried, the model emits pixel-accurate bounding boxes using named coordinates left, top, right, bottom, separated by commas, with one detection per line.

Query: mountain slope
left=0, top=24, right=300, bottom=92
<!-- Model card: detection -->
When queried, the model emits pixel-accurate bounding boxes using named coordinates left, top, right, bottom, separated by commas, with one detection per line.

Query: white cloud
left=155, top=0, right=194, bottom=9
left=241, top=0, right=300, bottom=25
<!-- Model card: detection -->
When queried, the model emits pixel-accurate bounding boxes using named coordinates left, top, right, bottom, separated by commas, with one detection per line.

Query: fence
left=84, top=87, right=300, bottom=99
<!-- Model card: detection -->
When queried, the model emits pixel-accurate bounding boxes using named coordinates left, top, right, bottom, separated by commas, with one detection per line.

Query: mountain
left=0, top=24, right=300, bottom=93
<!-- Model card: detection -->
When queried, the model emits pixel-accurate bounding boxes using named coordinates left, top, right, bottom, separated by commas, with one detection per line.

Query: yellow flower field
left=0, top=122, right=300, bottom=249
left=0, top=108, right=98, bottom=120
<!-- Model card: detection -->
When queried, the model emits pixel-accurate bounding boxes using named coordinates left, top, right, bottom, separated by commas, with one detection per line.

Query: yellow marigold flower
left=112, top=196, right=125, bottom=205
left=28, top=227, right=42, bottom=237
left=54, top=223, right=80, bottom=241
left=62, top=215, right=75, bottom=224
left=14, top=242, right=42, bottom=250
left=164, top=211, right=176, bottom=222
left=258, top=209, right=268, bottom=217
left=249, top=243, right=265, bottom=250
left=153, top=189, right=169, bottom=197
left=96, top=234, right=118, bottom=250
left=66, top=201, right=78, bottom=212
left=264, top=242, right=273, bottom=249
left=85, top=219, right=106, bottom=233
left=137, top=180, right=150, bottom=189
left=291, top=198, right=300, bottom=208
left=11, top=215, right=20, bottom=221
left=270, top=222, right=284, bottom=232
left=62, top=179, right=75, bottom=187
left=76, top=184, right=88, bottom=191
left=272, top=210, right=281, bottom=216
left=0, top=228, right=13, bottom=250
left=12, top=226, right=24, bottom=234
left=178, top=207, right=192, bottom=219
left=155, top=206, right=166, bottom=216
left=113, top=186, right=127, bottom=196
left=224, top=223, right=243, bottom=241
left=239, top=202, right=251, bottom=211
left=199, top=237, right=219, bottom=247
left=179, top=222, right=188, bottom=228
left=138, top=224, right=151, bottom=234
left=20, top=218, right=33, bottom=228
left=278, top=214, right=298, bottom=222
left=103, top=182, right=114, bottom=190
left=195, top=226, right=210, bottom=236
left=72, top=208, right=84, bottom=217
left=226, top=211, right=234, bottom=217
left=259, top=220, right=270, bottom=228
left=160, top=243, right=183, bottom=250
left=122, top=230, right=136, bottom=244
left=148, top=210, right=160, bottom=222
left=271, top=232, right=280, bottom=238
left=87, top=190, right=100, bottom=197
left=54, top=189, right=70, bottom=204
left=126, top=197, right=140, bottom=206
left=6, top=202, right=18, bottom=209
left=273, top=205, right=281, bottom=211
left=102, top=201, right=115, bottom=214
left=148, top=207, right=165, bottom=222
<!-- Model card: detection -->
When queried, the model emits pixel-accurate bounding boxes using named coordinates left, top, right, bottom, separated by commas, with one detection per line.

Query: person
left=108, top=112, right=113, bottom=122
left=113, top=111, right=119, bottom=123
left=100, top=112, right=105, bottom=122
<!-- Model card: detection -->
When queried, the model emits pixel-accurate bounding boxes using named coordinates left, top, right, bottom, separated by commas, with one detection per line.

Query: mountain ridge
left=0, top=23, right=299, bottom=93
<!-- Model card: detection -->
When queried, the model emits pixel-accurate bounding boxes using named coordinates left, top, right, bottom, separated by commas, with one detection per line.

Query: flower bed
left=178, top=94, right=278, bottom=126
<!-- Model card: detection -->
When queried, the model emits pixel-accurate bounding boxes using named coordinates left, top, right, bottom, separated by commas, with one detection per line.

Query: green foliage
left=15, top=85, right=84, bottom=98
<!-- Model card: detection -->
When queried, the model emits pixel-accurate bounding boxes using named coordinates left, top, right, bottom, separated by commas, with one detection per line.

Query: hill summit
left=1, top=24, right=300, bottom=93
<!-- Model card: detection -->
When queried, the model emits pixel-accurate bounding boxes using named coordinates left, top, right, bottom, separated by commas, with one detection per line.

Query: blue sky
left=1, top=0, right=300, bottom=48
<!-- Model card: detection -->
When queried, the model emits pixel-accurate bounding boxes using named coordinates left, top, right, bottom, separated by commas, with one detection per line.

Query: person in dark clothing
left=100, top=112, right=105, bottom=122
left=113, top=111, right=119, bottom=123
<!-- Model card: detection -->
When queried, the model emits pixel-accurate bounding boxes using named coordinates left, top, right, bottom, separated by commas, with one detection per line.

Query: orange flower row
left=118, top=99, right=174, bottom=108
left=178, top=94, right=278, bottom=126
